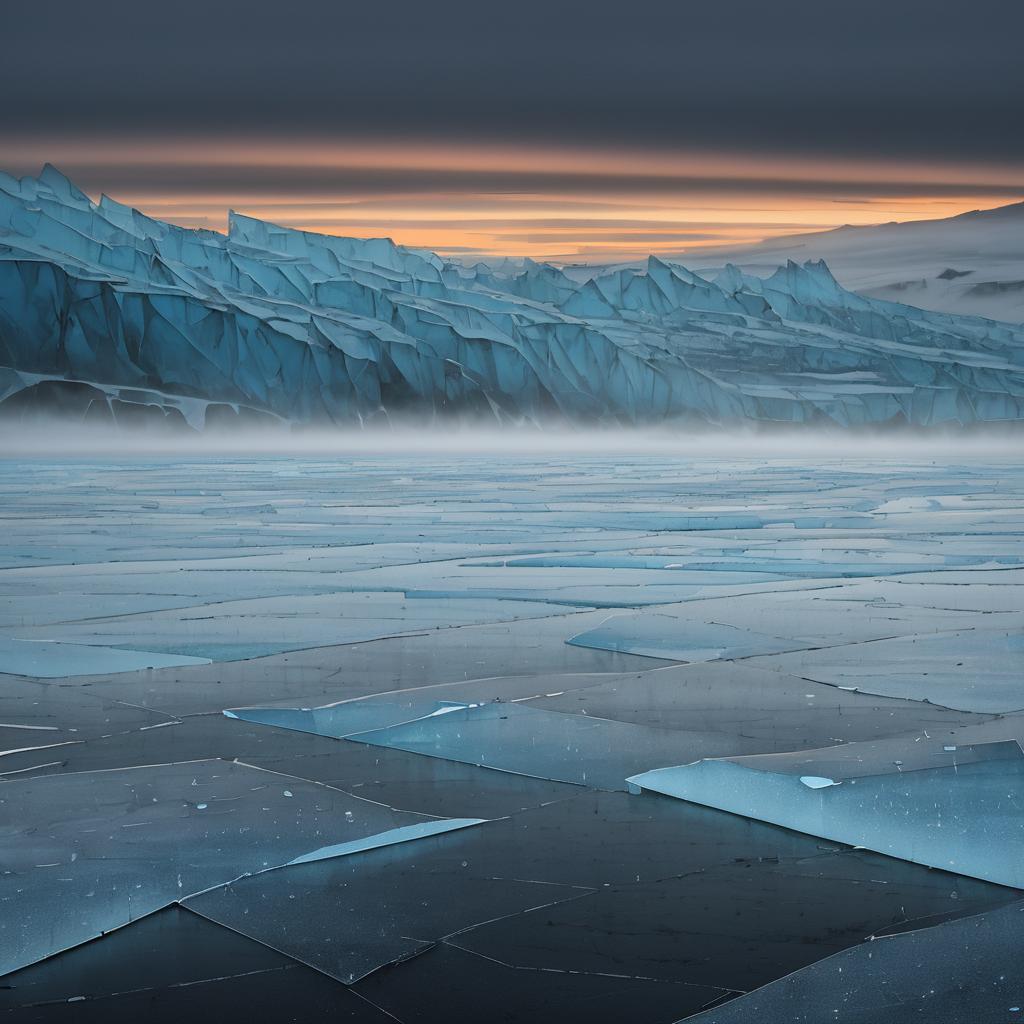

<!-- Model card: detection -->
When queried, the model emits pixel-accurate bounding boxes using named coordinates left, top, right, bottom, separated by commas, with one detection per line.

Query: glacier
left=1, top=165, right=1024, bottom=429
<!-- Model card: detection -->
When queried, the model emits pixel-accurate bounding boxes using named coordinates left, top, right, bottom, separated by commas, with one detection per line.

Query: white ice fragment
left=285, top=819, right=484, bottom=865
left=628, top=741, right=1024, bottom=888
left=800, top=776, right=839, bottom=789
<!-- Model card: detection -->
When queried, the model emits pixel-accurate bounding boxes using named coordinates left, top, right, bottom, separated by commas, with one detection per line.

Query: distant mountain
left=1, top=166, right=1023, bottom=431
left=690, top=202, right=1024, bottom=322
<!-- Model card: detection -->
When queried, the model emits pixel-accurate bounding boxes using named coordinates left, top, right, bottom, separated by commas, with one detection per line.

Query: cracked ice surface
left=0, top=759, right=481, bottom=976
left=3, top=166, right=1024, bottom=428
left=749, top=626, right=1024, bottom=713
left=628, top=739, right=1024, bottom=887
left=190, top=790, right=1018, bottom=994
left=683, top=900, right=1024, bottom=1023
left=0, top=453, right=1022, bottom=1021
left=184, top=835, right=588, bottom=984
left=567, top=614, right=810, bottom=662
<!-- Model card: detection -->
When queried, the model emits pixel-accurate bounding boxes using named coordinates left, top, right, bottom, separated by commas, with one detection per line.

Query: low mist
left=3, top=418, right=1022, bottom=460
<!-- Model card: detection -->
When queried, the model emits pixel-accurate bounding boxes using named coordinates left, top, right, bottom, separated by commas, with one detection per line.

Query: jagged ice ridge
left=1, top=165, right=1023, bottom=430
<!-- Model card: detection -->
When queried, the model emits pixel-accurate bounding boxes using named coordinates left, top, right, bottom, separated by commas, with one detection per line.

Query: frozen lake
left=1, top=453, right=1022, bottom=1021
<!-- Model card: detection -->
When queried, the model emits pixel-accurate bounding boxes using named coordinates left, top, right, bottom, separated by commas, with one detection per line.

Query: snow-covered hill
left=691, top=202, right=1024, bottom=322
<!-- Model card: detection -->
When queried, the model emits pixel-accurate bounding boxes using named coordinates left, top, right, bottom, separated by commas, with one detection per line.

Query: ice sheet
left=343, top=700, right=778, bottom=790
left=0, top=906, right=302, bottom=1011
left=620, top=587, right=1024, bottom=647
left=528, top=661, right=981, bottom=747
left=453, top=848, right=1014, bottom=990
left=0, top=906, right=394, bottom=1022
left=1, top=454, right=1022, bottom=1017
left=0, top=677, right=176, bottom=739
left=567, top=614, right=811, bottom=662
left=0, top=706, right=582, bottom=818
left=4, top=457, right=1023, bottom=684
left=0, top=759, right=481, bottom=976
left=54, top=609, right=650, bottom=720
left=0, top=637, right=210, bottom=677
left=224, top=700, right=451, bottom=740
left=354, top=942, right=724, bottom=1024
left=11, top=592, right=574, bottom=665
left=226, top=659, right=988, bottom=795
left=753, top=625, right=1024, bottom=713
left=684, top=900, right=1024, bottom=1023
left=186, top=825, right=586, bottom=983
left=628, top=739, right=1024, bottom=887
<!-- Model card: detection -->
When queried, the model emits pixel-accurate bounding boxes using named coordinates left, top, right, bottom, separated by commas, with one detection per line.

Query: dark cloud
left=4, top=0, right=1024, bottom=164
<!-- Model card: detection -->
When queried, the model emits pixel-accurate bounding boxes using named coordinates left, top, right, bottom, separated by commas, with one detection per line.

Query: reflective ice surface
left=348, top=700, right=764, bottom=789
left=0, top=637, right=210, bottom=677
left=567, top=614, right=807, bottom=662
left=685, top=900, right=1024, bottom=1023
left=0, top=452, right=1021, bottom=1021
left=629, top=739, right=1024, bottom=887
left=752, top=626, right=1024, bottom=713
left=0, top=759, right=481, bottom=975
left=185, top=825, right=587, bottom=983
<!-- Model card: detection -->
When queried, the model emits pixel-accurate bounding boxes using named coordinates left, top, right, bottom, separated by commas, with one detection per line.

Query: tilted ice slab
left=567, top=613, right=810, bottom=662
left=0, top=636, right=211, bottom=678
left=683, top=899, right=1024, bottom=1023
left=229, top=699, right=771, bottom=791
left=6, top=591, right=572, bottom=669
left=183, top=839, right=587, bottom=985
left=620, top=592, right=1024, bottom=650
left=223, top=698, right=463, bottom=740
left=2, top=165, right=1024, bottom=427
left=628, top=739, right=1024, bottom=888
left=0, top=759, right=481, bottom=977
left=751, top=622, right=1024, bottom=713
left=528, top=660, right=980, bottom=749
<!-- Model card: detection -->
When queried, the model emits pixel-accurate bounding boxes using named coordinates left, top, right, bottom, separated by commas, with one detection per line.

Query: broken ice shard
left=184, top=829, right=584, bottom=984
left=627, top=739, right=1024, bottom=888
left=231, top=699, right=772, bottom=790
left=567, top=614, right=807, bottom=662
left=0, top=759, right=481, bottom=976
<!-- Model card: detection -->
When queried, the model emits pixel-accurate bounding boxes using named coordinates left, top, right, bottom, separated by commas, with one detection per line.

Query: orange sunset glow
left=7, top=136, right=1022, bottom=261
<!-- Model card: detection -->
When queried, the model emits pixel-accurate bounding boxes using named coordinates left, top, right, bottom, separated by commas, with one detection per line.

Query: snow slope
left=691, top=202, right=1024, bottom=322
left=1, top=166, right=1023, bottom=430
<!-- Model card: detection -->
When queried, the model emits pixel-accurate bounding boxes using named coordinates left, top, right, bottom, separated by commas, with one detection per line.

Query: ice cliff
left=1, top=165, right=1023, bottom=429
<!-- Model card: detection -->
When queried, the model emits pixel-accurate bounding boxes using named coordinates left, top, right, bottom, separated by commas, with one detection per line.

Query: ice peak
left=765, top=258, right=846, bottom=302
left=37, top=164, right=92, bottom=206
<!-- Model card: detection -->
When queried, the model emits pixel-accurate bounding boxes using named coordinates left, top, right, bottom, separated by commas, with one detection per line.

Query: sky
left=5, top=0, right=1024, bottom=262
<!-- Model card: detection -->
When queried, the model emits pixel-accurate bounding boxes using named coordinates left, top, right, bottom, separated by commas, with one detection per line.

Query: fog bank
left=3, top=420, right=1022, bottom=460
